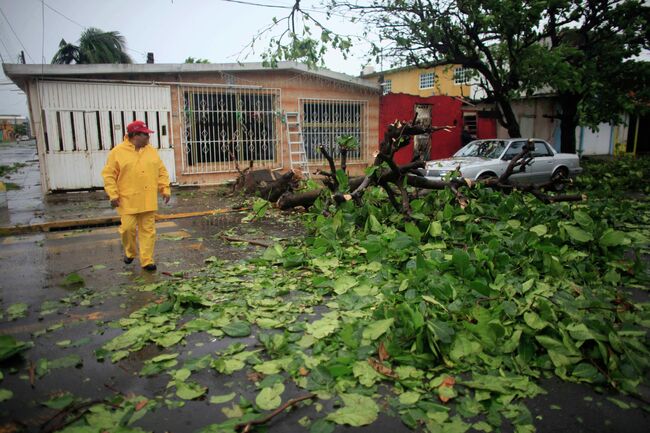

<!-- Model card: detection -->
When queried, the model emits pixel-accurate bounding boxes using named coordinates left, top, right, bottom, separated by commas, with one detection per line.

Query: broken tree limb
left=234, top=393, right=317, bottom=433
left=275, top=119, right=584, bottom=213
left=256, top=170, right=299, bottom=202
left=278, top=177, right=365, bottom=210
left=319, top=144, right=339, bottom=191
left=219, top=235, right=271, bottom=248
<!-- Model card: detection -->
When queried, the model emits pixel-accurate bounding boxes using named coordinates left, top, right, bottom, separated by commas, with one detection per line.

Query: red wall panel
left=379, top=93, right=463, bottom=164
left=477, top=116, right=497, bottom=139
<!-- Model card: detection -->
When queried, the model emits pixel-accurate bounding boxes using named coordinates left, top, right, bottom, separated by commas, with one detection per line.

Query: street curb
left=0, top=207, right=249, bottom=237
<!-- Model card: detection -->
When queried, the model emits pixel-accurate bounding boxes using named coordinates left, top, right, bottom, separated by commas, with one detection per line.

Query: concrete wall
left=496, top=97, right=630, bottom=155
left=577, top=120, right=630, bottom=156
left=165, top=71, right=380, bottom=185
left=496, top=98, right=561, bottom=149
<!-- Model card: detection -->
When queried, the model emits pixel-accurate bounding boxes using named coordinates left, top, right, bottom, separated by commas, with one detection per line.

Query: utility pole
left=19, top=50, right=25, bottom=64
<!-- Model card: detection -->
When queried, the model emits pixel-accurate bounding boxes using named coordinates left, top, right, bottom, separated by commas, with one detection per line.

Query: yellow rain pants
left=102, top=140, right=170, bottom=267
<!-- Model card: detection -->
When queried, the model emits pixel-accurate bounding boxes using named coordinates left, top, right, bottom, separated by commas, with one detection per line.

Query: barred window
left=301, top=99, right=367, bottom=162
left=454, top=67, right=470, bottom=85
left=382, top=79, right=392, bottom=95
left=181, top=86, right=280, bottom=174
left=419, top=72, right=436, bottom=89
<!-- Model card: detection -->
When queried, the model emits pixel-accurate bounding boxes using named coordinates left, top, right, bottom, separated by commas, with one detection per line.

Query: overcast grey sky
left=0, top=0, right=375, bottom=117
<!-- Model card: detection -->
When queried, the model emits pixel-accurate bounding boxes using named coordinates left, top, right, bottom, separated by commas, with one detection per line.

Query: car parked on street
left=423, top=138, right=582, bottom=183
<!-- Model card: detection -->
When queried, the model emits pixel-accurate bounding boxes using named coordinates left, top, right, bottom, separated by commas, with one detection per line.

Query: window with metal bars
left=382, top=79, right=392, bottom=95
left=301, top=99, right=366, bottom=162
left=419, top=72, right=436, bottom=89
left=181, top=87, right=280, bottom=172
left=454, top=67, right=470, bottom=85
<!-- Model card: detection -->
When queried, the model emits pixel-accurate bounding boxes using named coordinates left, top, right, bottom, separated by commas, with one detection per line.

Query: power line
left=41, top=0, right=45, bottom=68
left=0, top=6, right=35, bottom=62
left=41, top=1, right=85, bottom=29
left=39, top=0, right=147, bottom=57
left=218, top=0, right=346, bottom=17
left=218, top=0, right=294, bottom=9
left=0, top=34, right=19, bottom=63
left=0, top=36, right=10, bottom=62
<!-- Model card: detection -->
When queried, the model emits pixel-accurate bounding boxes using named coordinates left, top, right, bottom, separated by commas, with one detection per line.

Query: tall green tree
left=262, top=1, right=648, bottom=152
left=534, top=1, right=650, bottom=153
left=51, top=28, right=132, bottom=64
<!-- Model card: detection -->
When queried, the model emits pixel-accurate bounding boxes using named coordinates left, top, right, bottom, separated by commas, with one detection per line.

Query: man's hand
left=110, top=198, right=120, bottom=208
left=163, top=194, right=171, bottom=204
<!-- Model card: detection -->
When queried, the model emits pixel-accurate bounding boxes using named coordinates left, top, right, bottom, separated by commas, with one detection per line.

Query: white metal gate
left=38, top=81, right=175, bottom=191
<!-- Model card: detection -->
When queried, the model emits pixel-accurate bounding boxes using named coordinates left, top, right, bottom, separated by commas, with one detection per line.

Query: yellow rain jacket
left=101, top=140, right=171, bottom=215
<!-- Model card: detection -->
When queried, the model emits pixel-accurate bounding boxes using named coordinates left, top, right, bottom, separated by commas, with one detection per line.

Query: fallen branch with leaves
left=276, top=118, right=583, bottom=214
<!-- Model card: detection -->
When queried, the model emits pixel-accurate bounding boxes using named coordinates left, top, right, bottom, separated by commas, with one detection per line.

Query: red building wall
left=379, top=94, right=464, bottom=165
left=477, top=115, right=497, bottom=139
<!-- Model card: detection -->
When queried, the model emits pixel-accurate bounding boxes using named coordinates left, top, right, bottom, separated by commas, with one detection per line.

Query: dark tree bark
left=496, top=95, right=522, bottom=138
left=559, top=92, right=579, bottom=154
left=257, top=171, right=298, bottom=202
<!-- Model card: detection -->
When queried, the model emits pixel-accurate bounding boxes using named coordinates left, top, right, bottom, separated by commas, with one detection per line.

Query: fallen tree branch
left=276, top=120, right=583, bottom=212
left=220, top=235, right=271, bottom=248
left=41, top=400, right=118, bottom=433
left=234, top=393, right=317, bottom=432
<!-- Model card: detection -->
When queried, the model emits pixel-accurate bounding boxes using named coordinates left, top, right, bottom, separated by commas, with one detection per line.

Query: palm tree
left=51, top=28, right=132, bottom=64
left=51, top=39, right=80, bottom=64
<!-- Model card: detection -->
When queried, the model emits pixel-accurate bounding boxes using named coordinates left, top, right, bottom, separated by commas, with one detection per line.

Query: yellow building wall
left=384, top=66, right=471, bottom=97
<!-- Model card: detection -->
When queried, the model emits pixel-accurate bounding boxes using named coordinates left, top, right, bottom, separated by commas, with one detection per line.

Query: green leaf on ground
left=326, top=393, right=379, bottom=427
left=256, top=383, right=285, bottom=410
left=306, top=316, right=339, bottom=339
left=210, top=392, right=237, bottom=404
left=222, top=321, right=252, bottom=337
left=0, top=389, right=13, bottom=402
left=7, top=303, right=28, bottom=320
left=0, top=335, right=31, bottom=361
left=41, top=393, right=75, bottom=409
left=62, top=272, right=85, bottom=286
left=176, top=381, right=207, bottom=400
left=362, top=318, right=394, bottom=341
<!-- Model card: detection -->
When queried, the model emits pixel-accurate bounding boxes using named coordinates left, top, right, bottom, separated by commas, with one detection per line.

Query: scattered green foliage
left=242, top=198, right=270, bottom=222
left=0, top=335, right=32, bottom=361
left=577, top=157, right=650, bottom=194
left=2, top=182, right=20, bottom=190
left=61, top=272, right=85, bottom=287
left=336, top=135, right=360, bottom=151
left=6, top=302, right=28, bottom=320
left=1, top=158, right=648, bottom=432
left=0, top=162, right=26, bottom=177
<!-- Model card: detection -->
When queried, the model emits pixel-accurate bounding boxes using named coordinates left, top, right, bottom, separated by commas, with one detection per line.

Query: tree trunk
left=559, top=93, right=579, bottom=154
left=257, top=171, right=298, bottom=202
left=496, top=95, right=521, bottom=138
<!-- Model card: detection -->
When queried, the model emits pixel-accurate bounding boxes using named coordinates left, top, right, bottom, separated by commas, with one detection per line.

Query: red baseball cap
left=127, top=120, right=154, bottom=134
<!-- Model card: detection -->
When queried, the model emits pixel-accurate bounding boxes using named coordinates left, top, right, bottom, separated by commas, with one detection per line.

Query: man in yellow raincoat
left=102, top=120, right=171, bottom=271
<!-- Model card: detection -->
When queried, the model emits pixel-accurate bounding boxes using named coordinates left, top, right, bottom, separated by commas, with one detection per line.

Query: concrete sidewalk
left=0, top=140, right=240, bottom=230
